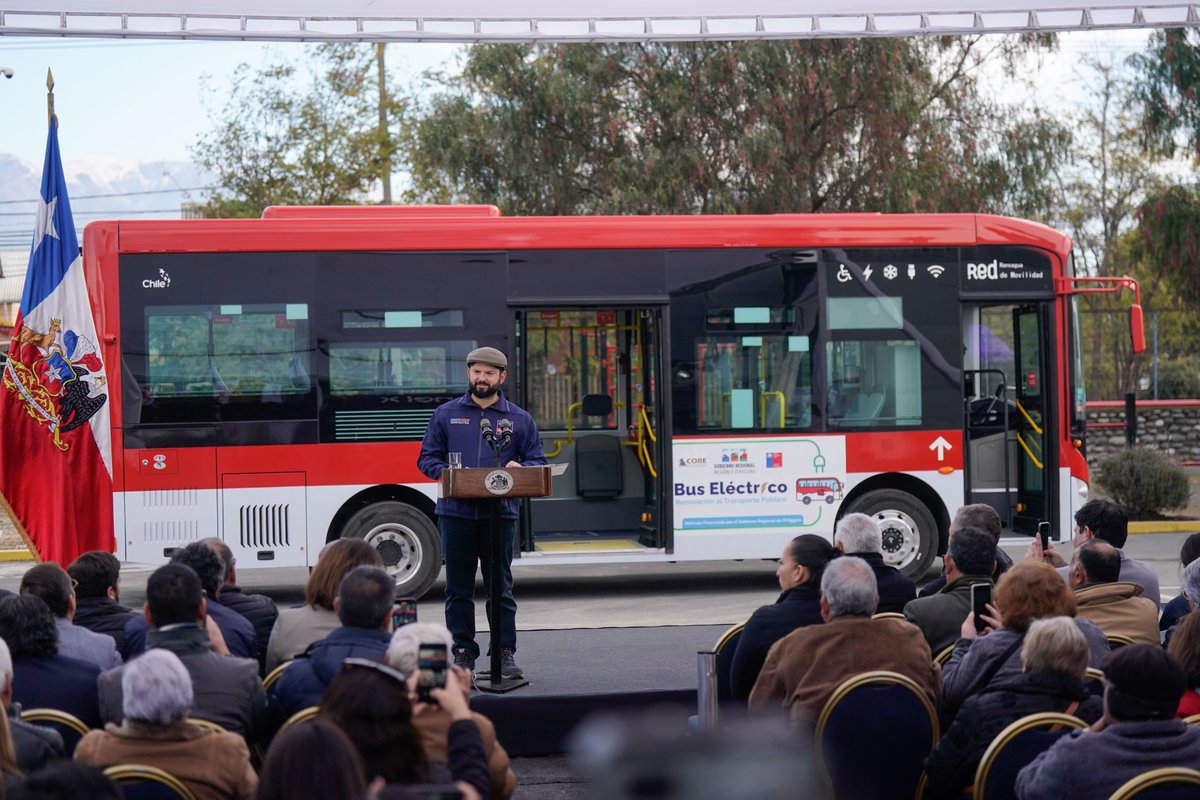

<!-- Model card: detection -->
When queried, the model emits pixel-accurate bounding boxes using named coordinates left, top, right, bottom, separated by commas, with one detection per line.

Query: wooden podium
left=441, top=465, right=553, bottom=692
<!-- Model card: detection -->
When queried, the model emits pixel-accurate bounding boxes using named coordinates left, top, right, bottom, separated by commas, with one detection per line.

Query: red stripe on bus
left=845, top=430, right=963, bottom=472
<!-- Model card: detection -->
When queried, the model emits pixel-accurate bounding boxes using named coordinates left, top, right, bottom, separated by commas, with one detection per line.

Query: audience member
left=320, top=658, right=489, bottom=800
left=8, top=761, right=120, bottom=800
left=0, top=595, right=101, bottom=729
left=730, top=535, right=838, bottom=701
left=98, top=563, right=266, bottom=738
left=940, top=561, right=1109, bottom=721
left=748, top=556, right=939, bottom=725
left=124, top=542, right=257, bottom=660
left=19, top=563, right=121, bottom=671
left=904, top=525, right=996, bottom=653
left=1068, top=539, right=1158, bottom=645
left=1166, top=557, right=1200, bottom=649
left=833, top=513, right=916, bottom=613
left=201, top=538, right=279, bottom=673
left=268, top=566, right=394, bottom=722
left=1161, top=533, right=1200, bottom=633
left=1167, top=611, right=1200, bottom=718
left=919, top=504, right=1012, bottom=597
left=387, top=622, right=515, bottom=800
left=0, top=636, right=65, bottom=775
left=1027, top=498, right=1160, bottom=604
left=256, top=721, right=370, bottom=800
left=77, top=648, right=257, bottom=800
left=266, top=539, right=383, bottom=671
left=67, top=551, right=138, bottom=654
left=923, top=616, right=1103, bottom=799
left=0, top=657, right=22, bottom=795
left=1015, top=645, right=1200, bottom=798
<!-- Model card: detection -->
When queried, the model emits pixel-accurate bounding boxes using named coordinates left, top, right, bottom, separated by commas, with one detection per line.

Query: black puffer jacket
left=217, top=585, right=279, bottom=674
left=72, top=596, right=137, bottom=653
left=729, top=584, right=824, bottom=701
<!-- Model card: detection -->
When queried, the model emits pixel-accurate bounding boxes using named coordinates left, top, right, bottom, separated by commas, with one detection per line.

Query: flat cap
left=466, top=346, right=507, bottom=369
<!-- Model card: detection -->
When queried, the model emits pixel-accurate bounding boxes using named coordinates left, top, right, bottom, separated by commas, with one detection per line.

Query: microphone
left=498, top=419, right=513, bottom=447
left=480, top=417, right=496, bottom=446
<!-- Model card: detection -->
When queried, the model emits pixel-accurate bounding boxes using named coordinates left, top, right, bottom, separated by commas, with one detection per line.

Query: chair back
left=1182, top=714, right=1200, bottom=726
left=815, top=670, right=939, bottom=800
left=278, top=705, right=321, bottom=735
left=872, top=612, right=907, bottom=621
left=973, top=712, right=1086, bottom=800
left=1107, top=633, right=1135, bottom=649
left=713, top=623, right=744, bottom=704
left=1109, top=767, right=1200, bottom=800
left=263, top=660, right=293, bottom=693
left=185, top=718, right=228, bottom=734
left=1083, top=667, right=1105, bottom=698
left=103, top=764, right=197, bottom=800
left=19, top=707, right=90, bottom=757
left=933, top=644, right=956, bottom=666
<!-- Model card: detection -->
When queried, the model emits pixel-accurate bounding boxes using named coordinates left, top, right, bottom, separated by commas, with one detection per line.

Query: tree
left=1131, top=27, right=1200, bottom=157
left=193, top=44, right=405, bottom=218
left=402, top=39, right=1070, bottom=216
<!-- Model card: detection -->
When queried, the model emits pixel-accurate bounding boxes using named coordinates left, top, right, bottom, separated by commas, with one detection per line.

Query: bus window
left=695, top=334, right=812, bottom=430
left=826, top=339, right=921, bottom=427
left=525, top=310, right=627, bottom=431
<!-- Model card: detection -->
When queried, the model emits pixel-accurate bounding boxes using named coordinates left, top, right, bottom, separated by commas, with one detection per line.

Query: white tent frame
left=0, top=2, right=1197, bottom=42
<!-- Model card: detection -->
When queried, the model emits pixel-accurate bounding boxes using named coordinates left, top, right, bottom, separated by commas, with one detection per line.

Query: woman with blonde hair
left=265, top=539, right=383, bottom=670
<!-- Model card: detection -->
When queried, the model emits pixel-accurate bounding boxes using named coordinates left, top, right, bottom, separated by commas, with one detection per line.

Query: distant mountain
left=0, top=153, right=213, bottom=250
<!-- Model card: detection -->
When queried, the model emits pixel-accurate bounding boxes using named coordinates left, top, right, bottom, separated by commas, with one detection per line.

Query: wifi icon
left=927, top=264, right=946, bottom=278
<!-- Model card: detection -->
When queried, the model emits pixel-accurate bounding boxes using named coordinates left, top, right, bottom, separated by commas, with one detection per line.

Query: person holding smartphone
left=902, top=526, right=996, bottom=654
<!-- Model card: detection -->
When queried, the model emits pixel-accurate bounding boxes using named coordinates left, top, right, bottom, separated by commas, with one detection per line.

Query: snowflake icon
left=883, top=264, right=898, bottom=280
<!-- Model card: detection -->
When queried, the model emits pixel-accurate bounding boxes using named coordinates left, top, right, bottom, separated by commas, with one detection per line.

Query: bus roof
left=92, top=211, right=1071, bottom=256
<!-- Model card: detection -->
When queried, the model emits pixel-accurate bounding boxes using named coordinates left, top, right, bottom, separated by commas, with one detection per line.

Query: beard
left=471, top=382, right=499, bottom=399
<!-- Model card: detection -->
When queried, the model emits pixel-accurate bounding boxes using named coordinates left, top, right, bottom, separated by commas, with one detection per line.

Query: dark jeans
left=439, top=514, right=517, bottom=657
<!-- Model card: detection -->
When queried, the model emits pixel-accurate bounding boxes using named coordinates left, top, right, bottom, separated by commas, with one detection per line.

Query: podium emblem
left=484, top=470, right=514, bottom=496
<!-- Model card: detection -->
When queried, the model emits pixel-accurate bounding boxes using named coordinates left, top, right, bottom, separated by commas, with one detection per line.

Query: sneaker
left=500, top=647, right=524, bottom=679
left=453, top=648, right=476, bottom=672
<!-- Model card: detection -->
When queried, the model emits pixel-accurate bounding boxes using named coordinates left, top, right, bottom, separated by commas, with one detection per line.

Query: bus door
left=962, top=303, right=1055, bottom=535
left=515, top=307, right=666, bottom=554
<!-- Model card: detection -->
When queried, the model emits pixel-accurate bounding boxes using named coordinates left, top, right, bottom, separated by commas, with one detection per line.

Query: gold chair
left=102, top=764, right=198, bottom=800
left=263, top=660, right=293, bottom=693
left=278, top=705, right=320, bottom=735
left=933, top=644, right=956, bottom=666
left=815, top=671, right=939, bottom=800
left=1083, top=667, right=1105, bottom=697
left=1182, top=713, right=1200, bottom=726
left=1108, top=767, right=1200, bottom=799
left=185, top=717, right=228, bottom=734
left=1107, top=633, right=1135, bottom=649
left=712, top=622, right=745, bottom=704
left=19, top=708, right=90, bottom=755
left=872, top=612, right=907, bottom=621
left=973, top=712, right=1086, bottom=800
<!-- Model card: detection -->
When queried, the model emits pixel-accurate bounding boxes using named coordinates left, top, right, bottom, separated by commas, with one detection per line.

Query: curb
left=0, top=550, right=32, bottom=562
left=1129, top=521, right=1200, bottom=535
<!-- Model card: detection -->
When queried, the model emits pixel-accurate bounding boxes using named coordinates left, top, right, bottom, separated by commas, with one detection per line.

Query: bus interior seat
left=575, top=394, right=623, bottom=499
left=845, top=385, right=886, bottom=422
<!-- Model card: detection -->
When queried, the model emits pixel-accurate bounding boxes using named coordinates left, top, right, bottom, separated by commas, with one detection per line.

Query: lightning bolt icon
left=863, top=265, right=874, bottom=282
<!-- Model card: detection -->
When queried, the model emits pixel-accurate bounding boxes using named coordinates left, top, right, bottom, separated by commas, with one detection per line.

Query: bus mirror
left=1129, top=304, right=1146, bottom=355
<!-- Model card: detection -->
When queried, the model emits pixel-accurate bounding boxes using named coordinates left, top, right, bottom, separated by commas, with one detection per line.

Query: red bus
left=85, top=207, right=1141, bottom=596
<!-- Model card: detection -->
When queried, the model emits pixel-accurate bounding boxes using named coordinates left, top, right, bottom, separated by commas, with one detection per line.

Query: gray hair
left=0, top=637, right=10, bottom=694
left=820, top=556, right=878, bottom=618
left=1184, top=558, right=1200, bottom=608
left=122, top=648, right=193, bottom=725
left=1021, top=616, right=1089, bottom=677
left=386, top=622, right=454, bottom=677
left=834, top=513, right=882, bottom=555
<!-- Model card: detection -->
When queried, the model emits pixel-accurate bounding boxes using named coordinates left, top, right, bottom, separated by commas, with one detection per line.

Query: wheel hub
left=364, top=524, right=421, bottom=578
left=873, top=509, right=919, bottom=569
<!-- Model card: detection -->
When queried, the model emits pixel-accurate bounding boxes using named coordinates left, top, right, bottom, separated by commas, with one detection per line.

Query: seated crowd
left=0, top=537, right=514, bottom=800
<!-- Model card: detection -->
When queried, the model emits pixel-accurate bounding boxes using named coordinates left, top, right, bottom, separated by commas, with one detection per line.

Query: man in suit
left=834, top=512, right=916, bottom=613
left=19, top=562, right=121, bottom=671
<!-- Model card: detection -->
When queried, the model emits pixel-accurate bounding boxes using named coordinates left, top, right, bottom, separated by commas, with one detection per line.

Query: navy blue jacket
left=72, top=596, right=138, bottom=653
left=268, top=626, right=393, bottom=723
left=729, top=584, right=825, bottom=701
left=12, top=653, right=102, bottom=729
left=123, top=597, right=258, bottom=661
left=849, top=551, right=917, bottom=613
left=417, top=391, right=547, bottom=520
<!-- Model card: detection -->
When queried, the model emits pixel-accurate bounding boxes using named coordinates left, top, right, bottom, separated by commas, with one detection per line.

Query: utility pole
left=376, top=43, right=392, bottom=205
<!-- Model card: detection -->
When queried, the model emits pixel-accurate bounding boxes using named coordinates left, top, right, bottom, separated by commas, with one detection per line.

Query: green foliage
left=1096, top=447, right=1190, bottom=518
left=1131, top=28, right=1200, bottom=157
left=1155, top=356, right=1200, bottom=399
left=1132, top=183, right=1200, bottom=307
left=402, top=39, right=1068, bottom=216
left=193, top=44, right=405, bottom=218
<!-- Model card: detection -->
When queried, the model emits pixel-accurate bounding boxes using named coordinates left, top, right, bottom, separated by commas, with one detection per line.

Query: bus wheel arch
left=329, top=486, right=441, bottom=599
left=839, top=474, right=949, bottom=581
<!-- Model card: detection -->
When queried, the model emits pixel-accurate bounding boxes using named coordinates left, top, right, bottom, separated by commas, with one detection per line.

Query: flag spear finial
left=46, top=68, right=55, bottom=127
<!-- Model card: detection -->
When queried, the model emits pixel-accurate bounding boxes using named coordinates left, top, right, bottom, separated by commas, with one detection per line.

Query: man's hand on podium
left=505, top=460, right=523, bottom=468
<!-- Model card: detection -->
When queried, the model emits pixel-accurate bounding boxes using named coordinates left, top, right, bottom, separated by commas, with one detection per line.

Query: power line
left=0, top=186, right=217, bottom=206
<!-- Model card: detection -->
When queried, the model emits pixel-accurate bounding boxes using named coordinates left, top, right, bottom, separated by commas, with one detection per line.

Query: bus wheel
left=340, top=501, right=442, bottom=599
left=843, top=489, right=937, bottom=580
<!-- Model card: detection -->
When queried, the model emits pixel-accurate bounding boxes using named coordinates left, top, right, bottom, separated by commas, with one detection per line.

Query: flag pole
left=46, top=68, right=55, bottom=127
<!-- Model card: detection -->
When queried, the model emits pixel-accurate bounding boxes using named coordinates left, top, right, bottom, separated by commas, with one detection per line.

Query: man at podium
left=417, top=346, right=547, bottom=678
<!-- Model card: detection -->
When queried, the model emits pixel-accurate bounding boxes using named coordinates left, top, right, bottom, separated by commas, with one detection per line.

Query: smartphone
left=1037, top=521, right=1051, bottom=549
left=417, top=643, right=448, bottom=702
left=392, top=597, right=418, bottom=631
left=970, top=583, right=992, bottom=632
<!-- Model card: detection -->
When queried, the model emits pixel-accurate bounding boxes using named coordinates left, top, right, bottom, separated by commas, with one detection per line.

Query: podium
left=441, top=465, right=553, bottom=693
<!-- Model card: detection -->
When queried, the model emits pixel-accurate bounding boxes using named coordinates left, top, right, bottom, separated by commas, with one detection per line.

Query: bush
left=1095, top=447, right=1190, bottom=518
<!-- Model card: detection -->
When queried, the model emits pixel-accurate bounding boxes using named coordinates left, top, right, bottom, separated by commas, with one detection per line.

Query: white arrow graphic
left=930, top=436, right=953, bottom=461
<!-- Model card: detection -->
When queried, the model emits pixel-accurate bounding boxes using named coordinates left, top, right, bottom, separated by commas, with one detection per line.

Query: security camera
left=0, top=68, right=13, bottom=79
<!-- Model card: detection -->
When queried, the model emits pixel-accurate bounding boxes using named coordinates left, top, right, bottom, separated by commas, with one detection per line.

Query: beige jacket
left=1073, top=581, right=1160, bottom=646
left=75, top=719, right=257, bottom=800
left=414, top=707, right=516, bottom=800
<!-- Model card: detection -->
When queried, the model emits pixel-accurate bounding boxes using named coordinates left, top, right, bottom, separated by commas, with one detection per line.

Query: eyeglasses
left=341, top=657, right=408, bottom=686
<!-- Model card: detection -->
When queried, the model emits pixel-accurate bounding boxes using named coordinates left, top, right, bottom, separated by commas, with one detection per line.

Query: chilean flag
left=0, top=120, right=113, bottom=564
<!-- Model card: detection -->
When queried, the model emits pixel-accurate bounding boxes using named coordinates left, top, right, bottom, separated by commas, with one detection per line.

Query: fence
left=1086, top=398, right=1200, bottom=466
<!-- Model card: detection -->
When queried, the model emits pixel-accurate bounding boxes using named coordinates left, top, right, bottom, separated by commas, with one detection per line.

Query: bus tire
left=340, top=501, right=441, bottom=599
left=842, top=489, right=937, bottom=580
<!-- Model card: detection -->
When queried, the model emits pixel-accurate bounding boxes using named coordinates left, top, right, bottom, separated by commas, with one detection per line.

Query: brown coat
left=75, top=719, right=257, bottom=800
left=1073, top=582, right=1160, bottom=646
left=414, top=707, right=516, bottom=800
left=749, top=615, right=940, bottom=724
